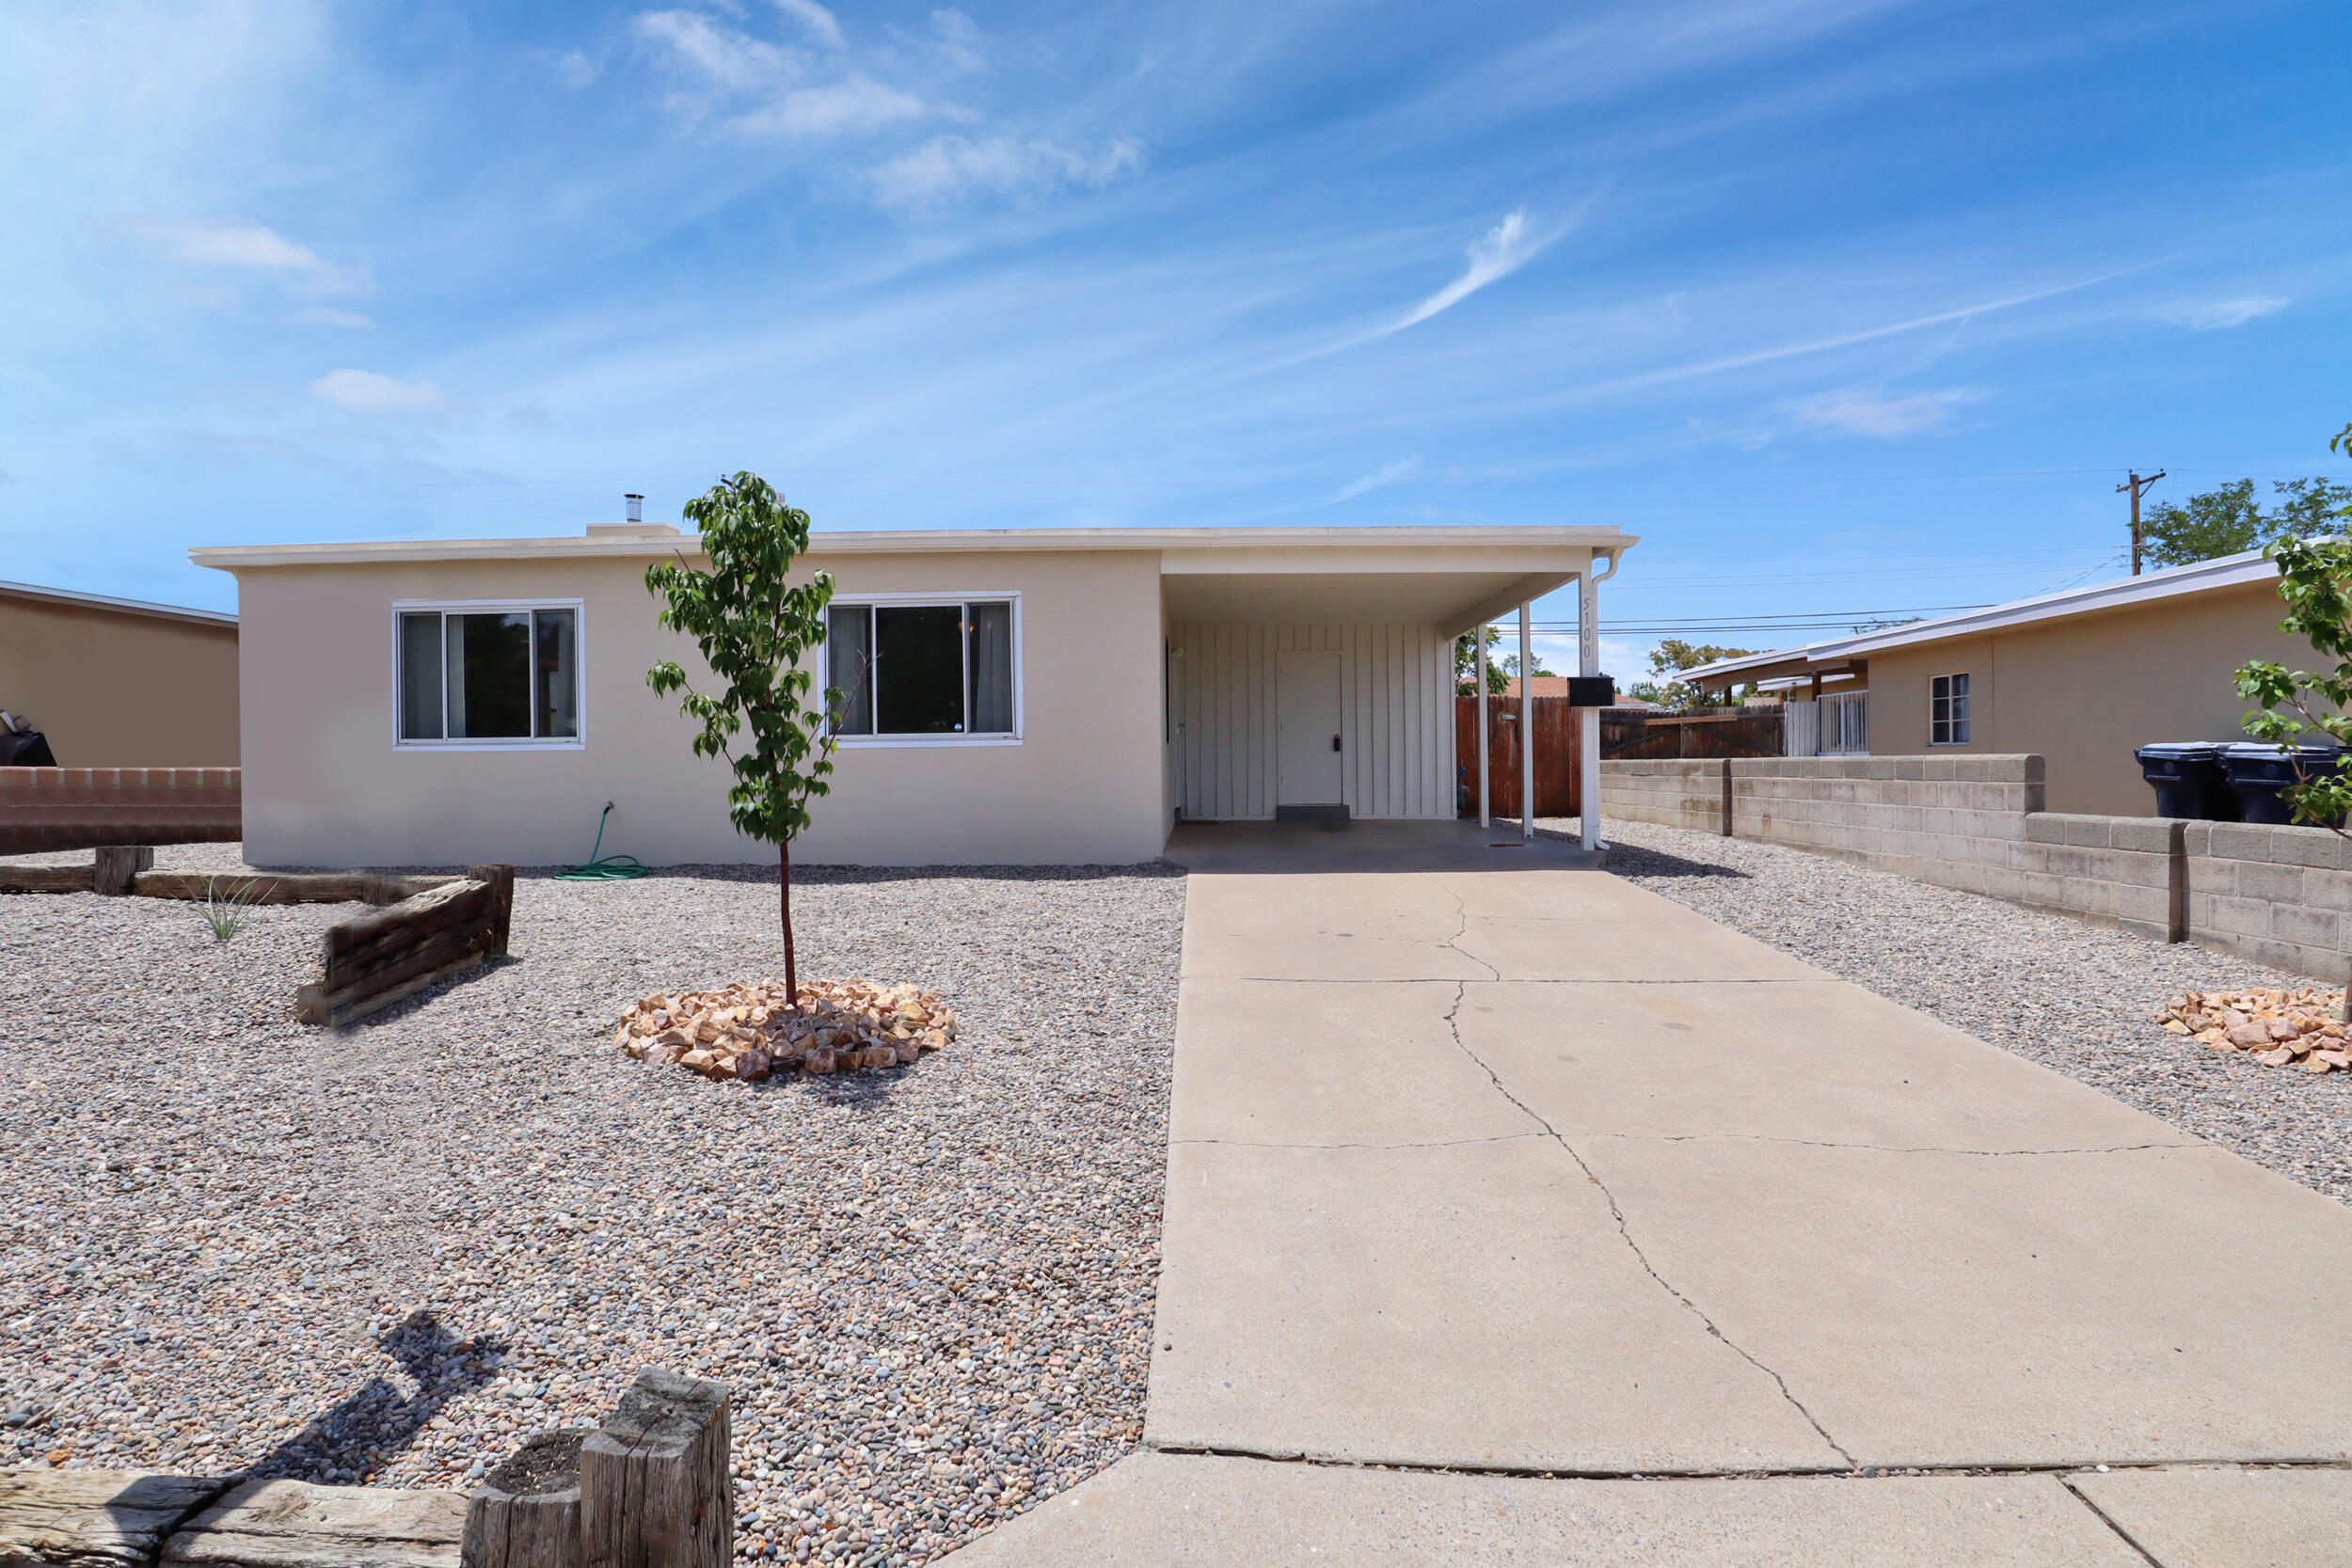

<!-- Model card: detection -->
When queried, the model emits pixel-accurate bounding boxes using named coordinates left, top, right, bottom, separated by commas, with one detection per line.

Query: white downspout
left=1581, top=549, right=1620, bottom=853
left=1519, top=601, right=1534, bottom=841
left=1476, top=627, right=1490, bottom=830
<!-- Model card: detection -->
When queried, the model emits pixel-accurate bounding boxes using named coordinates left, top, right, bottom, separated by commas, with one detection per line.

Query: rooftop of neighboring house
left=0, top=578, right=237, bottom=629
left=1684, top=546, right=2283, bottom=689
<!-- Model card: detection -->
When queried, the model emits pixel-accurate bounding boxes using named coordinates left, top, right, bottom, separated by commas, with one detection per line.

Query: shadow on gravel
left=246, top=1310, right=505, bottom=1484
left=1597, top=841, right=1753, bottom=880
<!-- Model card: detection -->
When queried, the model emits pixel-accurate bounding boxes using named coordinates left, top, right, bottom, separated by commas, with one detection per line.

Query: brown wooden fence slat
left=1456, top=699, right=1785, bottom=816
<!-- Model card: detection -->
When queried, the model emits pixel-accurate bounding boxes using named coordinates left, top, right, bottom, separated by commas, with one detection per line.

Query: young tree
left=645, top=474, right=840, bottom=1002
left=2232, top=422, right=2352, bottom=833
left=2144, top=477, right=2352, bottom=567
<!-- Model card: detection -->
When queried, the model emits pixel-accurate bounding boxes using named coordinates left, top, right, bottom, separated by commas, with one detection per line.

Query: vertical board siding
left=1174, top=623, right=1455, bottom=820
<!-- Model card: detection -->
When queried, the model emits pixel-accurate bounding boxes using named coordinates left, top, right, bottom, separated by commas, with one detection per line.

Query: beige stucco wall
left=0, top=594, right=239, bottom=767
left=227, top=548, right=1168, bottom=867
left=1866, top=580, right=2313, bottom=816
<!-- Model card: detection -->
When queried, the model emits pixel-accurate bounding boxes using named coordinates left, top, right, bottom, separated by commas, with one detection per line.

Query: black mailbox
left=1565, top=675, right=1615, bottom=707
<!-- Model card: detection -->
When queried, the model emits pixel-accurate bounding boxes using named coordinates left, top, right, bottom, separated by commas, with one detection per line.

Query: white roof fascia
left=1684, top=549, right=2282, bottom=685
left=0, top=577, right=237, bottom=627
left=192, top=524, right=1639, bottom=572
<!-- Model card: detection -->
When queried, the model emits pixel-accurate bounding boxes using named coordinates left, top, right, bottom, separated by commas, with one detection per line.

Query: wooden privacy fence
left=1454, top=700, right=1786, bottom=817
left=1602, top=708, right=1784, bottom=761
left=1454, top=696, right=1581, bottom=820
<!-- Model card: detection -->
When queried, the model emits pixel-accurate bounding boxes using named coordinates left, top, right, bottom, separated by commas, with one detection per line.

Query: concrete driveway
left=955, top=847, right=2352, bottom=1565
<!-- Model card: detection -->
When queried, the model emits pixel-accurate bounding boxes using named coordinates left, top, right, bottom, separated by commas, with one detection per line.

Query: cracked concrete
left=958, top=844, right=2352, bottom=1562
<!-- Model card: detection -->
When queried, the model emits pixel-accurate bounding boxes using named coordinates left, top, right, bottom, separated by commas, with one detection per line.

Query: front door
left=1276, top=650, right=1344, bottom=807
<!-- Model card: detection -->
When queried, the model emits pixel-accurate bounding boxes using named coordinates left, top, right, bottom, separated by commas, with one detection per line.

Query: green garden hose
left=557, top=801, right=648, bottom=881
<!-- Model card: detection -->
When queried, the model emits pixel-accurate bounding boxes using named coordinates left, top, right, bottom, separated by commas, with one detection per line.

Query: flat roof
left=191, top=523, right=1637, bottom=571
left=1686, top=547, right=2282, bottom=686
left=0, top=577, right=237, bottom=628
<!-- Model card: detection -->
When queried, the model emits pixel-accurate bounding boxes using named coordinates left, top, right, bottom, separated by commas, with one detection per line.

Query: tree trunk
left=779, top=839, right=797, bottom=1006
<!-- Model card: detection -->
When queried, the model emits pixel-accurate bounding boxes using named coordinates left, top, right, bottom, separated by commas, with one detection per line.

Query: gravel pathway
left=0, top=845, right=1185, bottom=1567
left=1576, top=816, right=2352, bottom=1205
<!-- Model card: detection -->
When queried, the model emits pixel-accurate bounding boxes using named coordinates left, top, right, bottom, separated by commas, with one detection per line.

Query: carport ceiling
left=1162, top=570, right=1571, bottom=632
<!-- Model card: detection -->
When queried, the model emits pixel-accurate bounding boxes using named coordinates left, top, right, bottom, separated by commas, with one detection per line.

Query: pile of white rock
left=614, top=977, right=957, bottom=1081
left=2155, top=987, right=2351, bottom=1071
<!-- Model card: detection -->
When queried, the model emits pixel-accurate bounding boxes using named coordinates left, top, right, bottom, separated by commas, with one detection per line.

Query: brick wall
left=1600, top=755, right=2350, bottom=981
left=0, top=767, right=241, bottom=852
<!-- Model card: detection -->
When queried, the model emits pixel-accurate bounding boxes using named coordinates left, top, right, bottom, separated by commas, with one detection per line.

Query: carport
left=1158, top=527, right=1635, bottom=851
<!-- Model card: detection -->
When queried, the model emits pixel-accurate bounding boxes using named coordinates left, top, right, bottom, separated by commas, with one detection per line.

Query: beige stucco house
left=0, top=578, right=240, bottom=767
left=191, top=522, right=1632, bottom=867
left=1687, top=549, right=2316, bottom=816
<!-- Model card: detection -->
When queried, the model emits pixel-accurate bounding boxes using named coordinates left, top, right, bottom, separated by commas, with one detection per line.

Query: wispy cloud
left=308, top=369, right=447, bottom=414
left=774, top=0, right=845, bottom=50
left=1795, top=387, right=1986, bottom=436
left=1329, top=456, right=1417, bottom=504
left=734, top=74, right=926, bottom=137
left=155, top=222, right=369, bottom=295
left=294, top=306, right=374, bottom=329
left=1386, top=210, right=1556, bottom=336
left=2157, top=295, right=2288, bottom=331
left=634, top=5, right=931, bottom=142
left=873, top=135, right=1143, bottom=208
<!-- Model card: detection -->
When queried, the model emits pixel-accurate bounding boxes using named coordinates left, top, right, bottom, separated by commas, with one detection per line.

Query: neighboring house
left=1502, top=675, right=1572, bottom=699
left=192, top=522, right=1633, bottom=866
left=0, top=578, right=239, bottom=768
left=1685, top=549, right=2315, bottom=816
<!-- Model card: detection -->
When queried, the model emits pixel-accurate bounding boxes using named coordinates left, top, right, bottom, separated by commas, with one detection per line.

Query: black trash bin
left=2220, top=742, right=2348, bottom=827
left=2134, top=743, right=2237, bottom=820
left=0, top=727, right=56, bottom=767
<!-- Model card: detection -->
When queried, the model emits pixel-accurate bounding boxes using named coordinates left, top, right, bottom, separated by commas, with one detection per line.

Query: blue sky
left=5, top=0, right=2347, bottom=677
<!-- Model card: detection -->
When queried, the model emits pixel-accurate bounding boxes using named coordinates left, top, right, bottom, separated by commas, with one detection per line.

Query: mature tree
left=1454, top=626, right=1508, bottom=695
left=2144, top=477, right=2352, bottom=567
left=1626, top=639, right=1760, bottom=710
left=645, top=474, right=840, bottom=1002
left=2233, top=423, right=2352, bottom=833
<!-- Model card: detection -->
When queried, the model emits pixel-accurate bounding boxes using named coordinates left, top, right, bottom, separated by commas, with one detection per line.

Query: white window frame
left=826, top=591, right=1024, bottom=749
left=391, top=598, right=588, bottom=751
left=1929, top=671, right=1971, bottom=747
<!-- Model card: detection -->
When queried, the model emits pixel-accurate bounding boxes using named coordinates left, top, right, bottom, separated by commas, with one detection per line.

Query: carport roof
left=190, top=523, right=1636, bottom=638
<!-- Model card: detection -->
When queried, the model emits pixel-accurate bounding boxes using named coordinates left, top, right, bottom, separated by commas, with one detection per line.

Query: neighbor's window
left=397, top=606, right=580, bottom=744
left=826, top=599, right=1016, bottom=738
left=1929, top=672, right=1970, bottom=746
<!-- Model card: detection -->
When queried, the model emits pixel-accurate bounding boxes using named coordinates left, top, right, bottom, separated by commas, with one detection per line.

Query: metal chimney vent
left=625, top=494, right=644, bottom=524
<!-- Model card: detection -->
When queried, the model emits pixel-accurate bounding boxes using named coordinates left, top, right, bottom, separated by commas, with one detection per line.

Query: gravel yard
left=1582, top=816, right=2352, bottom=1205
left=0, top=844, right=1184, bottom=1566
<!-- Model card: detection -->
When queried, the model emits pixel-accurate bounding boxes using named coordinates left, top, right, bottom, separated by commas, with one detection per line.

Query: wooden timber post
left=93, top=846, right=153, bottom=895
left=466, top=1429, right=588, bottom=1568
left=579, top=1370, right=731, bottom=1568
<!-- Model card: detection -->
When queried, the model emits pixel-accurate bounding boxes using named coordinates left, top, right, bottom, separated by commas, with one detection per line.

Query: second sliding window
left=827, top=600, right=1016, bottom=738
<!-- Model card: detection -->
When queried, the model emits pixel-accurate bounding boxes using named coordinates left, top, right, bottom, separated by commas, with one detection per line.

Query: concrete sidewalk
left=957, top=861, right=2352, bottom=1564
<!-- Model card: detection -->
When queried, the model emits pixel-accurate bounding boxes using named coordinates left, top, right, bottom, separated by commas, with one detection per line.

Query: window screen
left=968, top=602, right=1014, bottom=734
left=827, top=606, right=874, bottom=735
left=1931, top=673, right=1971, bottom=746
left=396, top=606, right=580, bottom=743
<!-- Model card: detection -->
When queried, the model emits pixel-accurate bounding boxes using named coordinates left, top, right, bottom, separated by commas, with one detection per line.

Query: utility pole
left=2118, top=469, right=2166, bottom=576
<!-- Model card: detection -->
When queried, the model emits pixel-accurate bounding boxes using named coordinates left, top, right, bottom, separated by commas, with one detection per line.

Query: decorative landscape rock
left=613, top=979, right=956, bottom=1081
left=2155, top=989, right=2352, bottom=1071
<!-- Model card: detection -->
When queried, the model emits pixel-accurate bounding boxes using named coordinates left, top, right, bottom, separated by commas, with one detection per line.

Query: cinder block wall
left=1599, top=755, right=2350, bottom=980
left=2184, top=821, right=2352, bottom=979
left=1597, top=759, right=1725, bottom=833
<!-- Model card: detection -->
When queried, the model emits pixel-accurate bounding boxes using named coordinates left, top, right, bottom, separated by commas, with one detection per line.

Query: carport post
left=1580, top=551, right=1619, bottom=852
left=1476, top=627, right=1491, bottom=830
left=1518, top=602, right=1534, bottom=841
